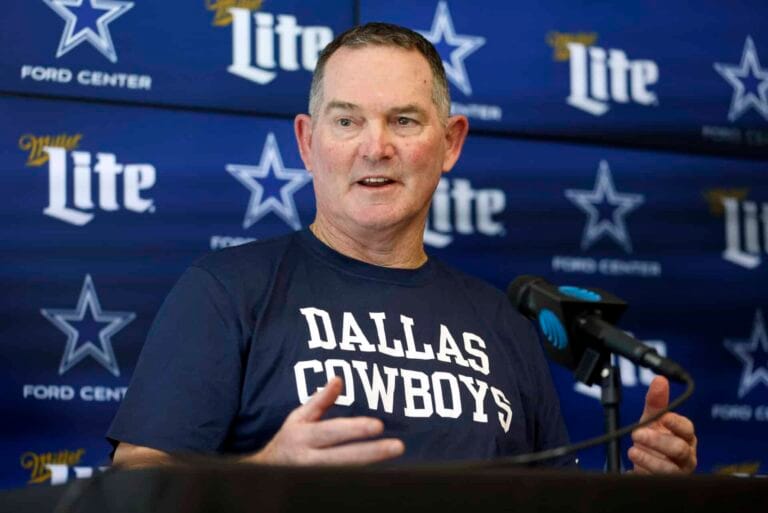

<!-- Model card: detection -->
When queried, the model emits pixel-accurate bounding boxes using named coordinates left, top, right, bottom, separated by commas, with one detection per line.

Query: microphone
left=508, top=275, right=689, bottom=384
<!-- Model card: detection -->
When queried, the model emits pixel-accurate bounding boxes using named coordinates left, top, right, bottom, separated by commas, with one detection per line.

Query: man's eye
left=337, top=118, right=352, bottom=127
left=397, top=117, right=414, bottom=126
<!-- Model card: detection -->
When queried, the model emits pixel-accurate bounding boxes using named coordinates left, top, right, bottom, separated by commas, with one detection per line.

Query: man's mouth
left=357, top=177, right=396, bottom=188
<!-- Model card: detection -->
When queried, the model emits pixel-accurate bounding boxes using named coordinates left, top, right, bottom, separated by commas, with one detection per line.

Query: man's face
left=295, top=45, right=467, bottom=236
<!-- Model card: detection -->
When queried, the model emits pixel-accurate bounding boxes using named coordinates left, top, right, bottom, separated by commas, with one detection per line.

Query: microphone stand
left=573, top=347, right=623, bottom=474
left=599, top=364, right=622, bottom=473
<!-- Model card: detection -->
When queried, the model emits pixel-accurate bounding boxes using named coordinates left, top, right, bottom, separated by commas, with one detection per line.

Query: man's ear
left=294, top=114, right=314, bottom=172
left=441, top=115, right=469, bottom=173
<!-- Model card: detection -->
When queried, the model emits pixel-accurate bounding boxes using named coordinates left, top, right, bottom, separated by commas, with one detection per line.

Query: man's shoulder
left=432, top=258, right=535, bottom=334
left=190, top=231, right=302, bottom=284
left=432, top=258, right=507, bottom=303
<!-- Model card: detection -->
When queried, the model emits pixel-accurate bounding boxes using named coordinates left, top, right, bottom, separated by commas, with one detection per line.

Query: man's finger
left=629, top=464, right=652, bottom=476
left=632, top=429, right=692, bottom=466
left=628, top=447, right=667, bottom=475
left=639, top=376, right=670, bottom=424
left=290, top=377, right=344, bottom=422
left=306, top=417, right=384, bottom=448
left=630, top=438, right=670, bottom=463
left=313, top=438, right=405, bottom=466
left=660, top=413, right=696, bottom=443
left=628, top=446, right=681, bottom=474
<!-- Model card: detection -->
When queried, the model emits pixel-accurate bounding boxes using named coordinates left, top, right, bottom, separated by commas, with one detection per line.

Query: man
left=110, top=23, right=696, bottom=473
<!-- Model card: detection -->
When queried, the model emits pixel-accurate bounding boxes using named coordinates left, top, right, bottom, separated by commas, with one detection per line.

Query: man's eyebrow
left=324, top=101, right=359, bottom=113
left=323, top=101, right=429, bottom=117
left=388, top=104, right=428, bottom=117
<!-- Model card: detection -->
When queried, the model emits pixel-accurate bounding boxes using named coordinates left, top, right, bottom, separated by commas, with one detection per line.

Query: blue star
left=714, top=36, right=768, bottom=122
left=41, top=274, right=135, bottom=377
left=418, top=1, right=485, bottom=97
left=565, top=160, right=645, bottom=254
left=725, top=309, right=768, bottom=399
left=226, top=133, right=312, bottom=231
left=44, top=0, right=134, bottom=63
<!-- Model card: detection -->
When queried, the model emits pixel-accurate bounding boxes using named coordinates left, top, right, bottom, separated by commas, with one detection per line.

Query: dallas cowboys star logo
left=226, top=133, right=312, bottom=231
left=41, top=274, right=135, bottom=377
left=44, top=0, right=134, bottom=63
left=714, top=36, right=768, bottom=122
left=418, top=1, right=485, bottom=96
left=565, top=160, right=645, bottom=254
left=725, top=309, right=768, bottom=398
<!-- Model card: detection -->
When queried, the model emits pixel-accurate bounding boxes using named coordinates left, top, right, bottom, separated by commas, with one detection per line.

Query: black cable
left=49, top=373, right=695, bottom=507
left=479, top=372, right=696, bottom=468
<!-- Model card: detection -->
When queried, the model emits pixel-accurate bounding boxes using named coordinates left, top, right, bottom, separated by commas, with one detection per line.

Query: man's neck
left=309, top=218, right=428, bottom=269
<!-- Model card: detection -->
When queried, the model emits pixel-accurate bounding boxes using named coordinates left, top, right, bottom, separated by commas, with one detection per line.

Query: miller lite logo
left=424, top=178, right=506, bottom=248
left=18, top=133, right=83, bottom=167
left=205, top=0, right=262, bottom=26
left=566, top=43, right=659, bottom=116
left=40, top=146, right=156, bottom=226
left=222, top=7, right=333, bottom=85
left=20, top=449, right=85, bottom=485
left=722, top=197, right=768, bottom=269
left=546, top=31, right=598, bottom=62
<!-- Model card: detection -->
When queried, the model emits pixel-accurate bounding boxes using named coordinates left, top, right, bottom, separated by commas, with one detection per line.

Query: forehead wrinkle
left=388, top=103, right=428, bottom=117
left=324, top=99, right=430, bottom=119
left=324, top=100, right=360, bottom=114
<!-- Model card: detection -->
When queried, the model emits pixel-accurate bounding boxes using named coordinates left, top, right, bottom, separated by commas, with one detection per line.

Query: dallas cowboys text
left=295, top=308, right=514, bottom=432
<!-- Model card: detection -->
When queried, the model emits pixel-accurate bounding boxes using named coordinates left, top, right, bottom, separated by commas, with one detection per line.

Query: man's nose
left=360, top=122, right=395, bottom=161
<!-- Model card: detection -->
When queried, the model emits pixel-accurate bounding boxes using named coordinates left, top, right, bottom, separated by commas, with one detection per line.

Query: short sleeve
left=107, top=265, right=243, bottom=454
left=493, top=295, right=575, bottom=468
left=520, top=318, right=576, bottom=467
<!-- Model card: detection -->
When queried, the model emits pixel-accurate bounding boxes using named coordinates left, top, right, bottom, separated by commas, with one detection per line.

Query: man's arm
left=113, top=443, right=172, bottom=469
left=112, top=377, right=404, bottom=469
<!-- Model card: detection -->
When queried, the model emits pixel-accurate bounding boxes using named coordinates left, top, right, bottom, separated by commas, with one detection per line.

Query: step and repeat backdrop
left=1, top=0, right=767, bottom=489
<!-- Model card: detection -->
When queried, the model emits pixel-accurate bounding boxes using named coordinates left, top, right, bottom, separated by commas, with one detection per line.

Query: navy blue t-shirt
left=108, top=230, right=571, bottom=464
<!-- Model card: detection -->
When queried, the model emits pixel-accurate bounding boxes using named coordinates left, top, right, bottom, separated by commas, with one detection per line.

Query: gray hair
left=308, top=22, right=451, bottom=121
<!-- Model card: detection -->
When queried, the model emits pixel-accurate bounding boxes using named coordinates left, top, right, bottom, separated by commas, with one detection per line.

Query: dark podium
left=2, top=463, right=766, bottom=513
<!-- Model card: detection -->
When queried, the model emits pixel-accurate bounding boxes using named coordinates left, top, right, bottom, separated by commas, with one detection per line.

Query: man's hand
left=245, top=377, right=404, bottom=466
left=628, top=376, right=697, bottom=474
